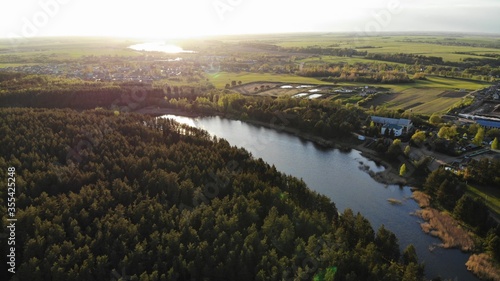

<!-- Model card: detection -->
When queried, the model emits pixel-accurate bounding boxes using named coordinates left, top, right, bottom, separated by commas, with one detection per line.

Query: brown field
left=230, top=82, right=281, bottom=95
left=361, top=93, right=394, bottom=108
left=402, top=102, right=424, bottom=110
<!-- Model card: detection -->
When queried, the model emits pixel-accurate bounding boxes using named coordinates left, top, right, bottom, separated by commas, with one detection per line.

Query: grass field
left=378, top=76, right=491, bottom=93
left=270, top=34, right=500, bottom=62
left=209, top=70, right=490, bottom=113
left=0, top=37, right=142, bottom=62
left=383, top=88, right=466, bottom=114
left=210, top=71, right=490, bottom=114
left=358, top=76, right=490, bottom=113
left=467, top=185, right=500, bottom=219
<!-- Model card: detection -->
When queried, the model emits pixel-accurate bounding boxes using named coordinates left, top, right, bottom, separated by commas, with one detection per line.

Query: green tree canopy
left=400, top=164, right=407, bottom=176
left=473, top=127, right=485, bottom=146
left=491, top=137, right=499, bottom=150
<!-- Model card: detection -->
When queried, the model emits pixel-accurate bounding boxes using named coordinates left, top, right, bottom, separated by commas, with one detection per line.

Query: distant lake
left=128, top=42, right=195, bottom=54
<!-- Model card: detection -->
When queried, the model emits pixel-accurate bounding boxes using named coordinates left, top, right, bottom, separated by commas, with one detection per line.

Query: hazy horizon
left=2, top=0, right=500, bottom=40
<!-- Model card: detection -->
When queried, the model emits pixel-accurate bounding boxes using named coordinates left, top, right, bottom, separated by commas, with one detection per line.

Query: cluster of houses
left=0, top=57, right=191, bottom=83
left=371, top=113, right=500, bottom=138
left=485, top=83, right=500, bottom=100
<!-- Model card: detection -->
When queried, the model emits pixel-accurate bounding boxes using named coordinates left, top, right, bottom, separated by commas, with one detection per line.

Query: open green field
left=384, top=76, right=491, bottom=92
left=359, top=76, right=490, bottom=114
left=381, top=88, right=465, bottom=114
left=0, top=37, right=142, bottom=63
left=0, top=62, right=41, bottom=68
left=267, top=34, right=500, bottom=62
left=213, top=73, right=490, bottom=114
left=467, top=185, right=500, bottom=219
left=207, top=72, right=331, bottom=88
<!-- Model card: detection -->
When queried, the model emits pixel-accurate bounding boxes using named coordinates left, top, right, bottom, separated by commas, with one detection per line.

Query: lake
left=128, top=42, right=195, bottom=53
left=162, top=115, right=478, bottom=280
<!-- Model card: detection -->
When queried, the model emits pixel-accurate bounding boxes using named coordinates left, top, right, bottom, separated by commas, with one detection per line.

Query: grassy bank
left=467, top=185, right=500, bottom=220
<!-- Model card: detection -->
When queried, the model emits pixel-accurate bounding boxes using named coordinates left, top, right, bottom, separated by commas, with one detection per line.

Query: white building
left=371, top=116, right=413, bottom=137
left=381, top=124, right=404, bottom=137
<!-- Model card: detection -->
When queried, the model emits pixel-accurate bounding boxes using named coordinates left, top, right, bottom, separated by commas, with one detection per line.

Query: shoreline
left=242, top=118, right=408, bottom=185
left=134, top=106, right=205, bottom=117
left=139, top=106, right=409, bottom=186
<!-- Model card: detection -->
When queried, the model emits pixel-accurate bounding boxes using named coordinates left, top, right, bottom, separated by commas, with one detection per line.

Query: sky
left=1, top=0, right=500, bottom=39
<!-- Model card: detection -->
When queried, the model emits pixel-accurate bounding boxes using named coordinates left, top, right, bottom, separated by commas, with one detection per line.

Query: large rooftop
left=476, top=120, right=500, bottom=129
left=371, top=116, right=412, bottom=127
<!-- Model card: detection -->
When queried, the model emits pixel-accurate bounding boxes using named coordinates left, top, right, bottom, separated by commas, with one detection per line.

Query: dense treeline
left=0, top=74, right=175, bottom=110
left=297, top=66, right=413, bottom=84
left=463, top=158, right=500, bottom=187
left=0, top=108, right=423, bottom=281
left=455, top=52, right=500, bottom=59
left=239, top=43, right=367, bottom=57
left=399, top=39, right=500, bottom=49
left=366, top=53, right=444, bottom=65
left=298, top=64, right=412, bottom=83
left=283, top=47, right=368, bottom=57
left=365, top=54, right=500, bottom=80
left=0, top=71, right=25, bottom=82
left=457, top=57, right=500, bottom=68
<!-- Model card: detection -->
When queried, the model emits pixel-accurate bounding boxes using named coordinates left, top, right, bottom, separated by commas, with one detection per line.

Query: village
left=365, top=83, right=500, bottom=178
left=0, top=55, right=198, bottom=83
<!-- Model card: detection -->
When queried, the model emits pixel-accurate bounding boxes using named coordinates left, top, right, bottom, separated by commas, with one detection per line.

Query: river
left=162, top=115, right=478, bottom=280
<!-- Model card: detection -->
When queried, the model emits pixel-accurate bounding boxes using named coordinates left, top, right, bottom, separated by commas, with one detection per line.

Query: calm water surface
left=128, top=42, right=194, bottom=53
left=163, top=115, right=478, bottom=281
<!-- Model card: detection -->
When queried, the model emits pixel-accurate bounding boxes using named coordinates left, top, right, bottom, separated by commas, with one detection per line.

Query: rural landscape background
left=1, top=1, right=500, bottom=280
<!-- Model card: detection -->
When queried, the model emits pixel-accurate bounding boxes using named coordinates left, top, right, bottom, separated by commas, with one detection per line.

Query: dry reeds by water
left=466, top=254, right=500, bottom=281
left=417, top=208, right=475, bottom=251
left=412, top=191, right=430, bottom=208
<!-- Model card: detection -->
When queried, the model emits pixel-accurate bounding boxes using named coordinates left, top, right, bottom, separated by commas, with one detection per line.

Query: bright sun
left=3, top=0, right=379, bottom=39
